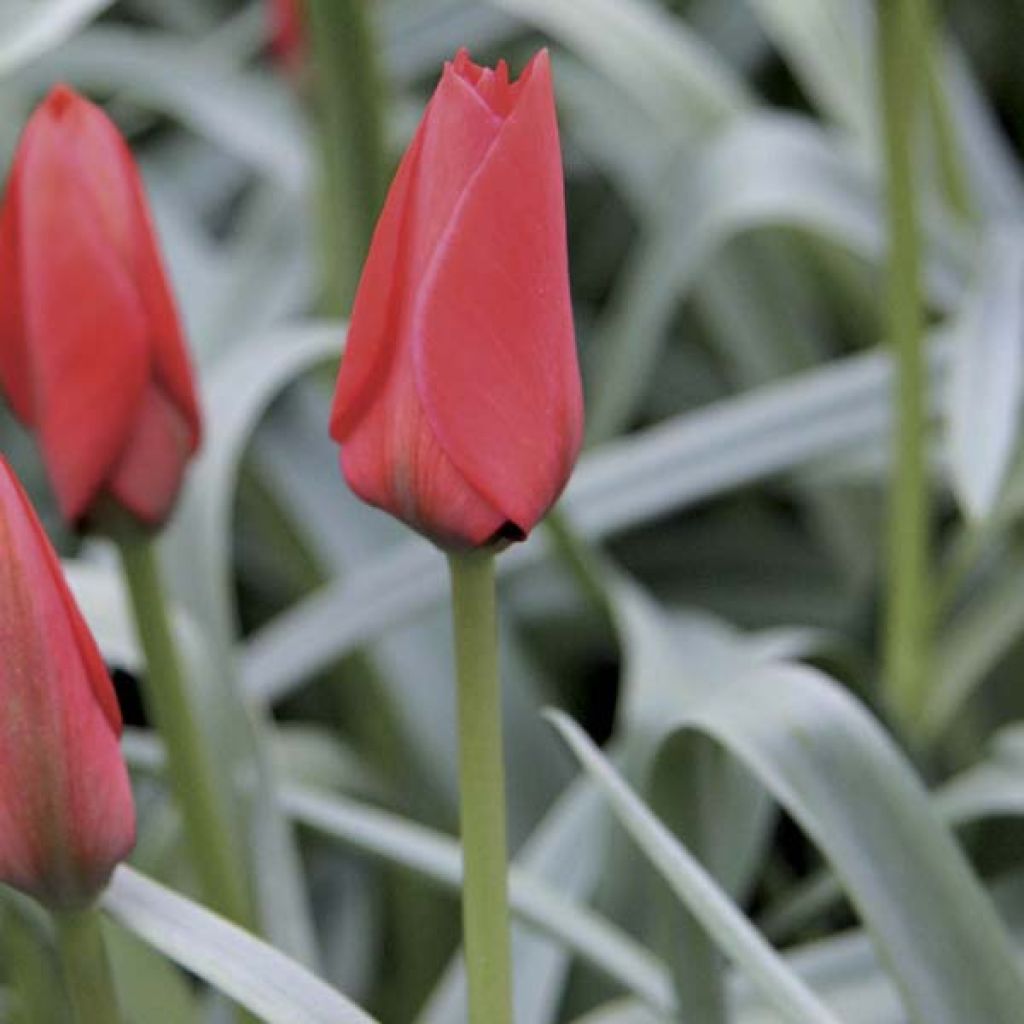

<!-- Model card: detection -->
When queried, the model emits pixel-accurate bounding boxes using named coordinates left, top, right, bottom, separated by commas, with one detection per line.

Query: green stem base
left=54, top=908, right=120, bottom=1024
left=447, top=552, right=513, bottom=1024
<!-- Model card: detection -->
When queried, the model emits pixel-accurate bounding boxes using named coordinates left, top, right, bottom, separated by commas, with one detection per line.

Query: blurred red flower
left=269, top=0, right=306, bottom=74
left=330, top=50, right=583, bottom=550
left=0, top=86, right=202, bottom=530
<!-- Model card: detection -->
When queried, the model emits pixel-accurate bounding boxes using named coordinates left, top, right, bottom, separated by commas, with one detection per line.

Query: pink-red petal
left=0, top=152, right=31, bottom=424
left=18, top=108, right=149, bottom=521
left=106, top=383, right=193, bottom=526
left=340, top=331, right=507, bottom=548
left=414, top=51, right=583, bottom=533
left=0, top=459, right=134, bottom=908
left=331, top=60, right=503, bottom=441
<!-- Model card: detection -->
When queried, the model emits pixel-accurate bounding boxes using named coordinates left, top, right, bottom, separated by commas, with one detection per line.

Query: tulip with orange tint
left=0, top=86, right=201, bottom=530
left=0, top=457, right=135, bottom=909
left=329, top=50, right=583, bottom=550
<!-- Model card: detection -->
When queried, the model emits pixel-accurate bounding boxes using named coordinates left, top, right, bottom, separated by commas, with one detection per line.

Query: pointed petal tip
left=43, top=83, right=80, bottom=118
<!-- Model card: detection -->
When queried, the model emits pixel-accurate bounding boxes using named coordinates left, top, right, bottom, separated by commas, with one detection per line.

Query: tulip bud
left=329, top=50, right=584, bottom=551
left=0, top=458, right=135, bottom=910
left=0, top=86, right=202, bottom=531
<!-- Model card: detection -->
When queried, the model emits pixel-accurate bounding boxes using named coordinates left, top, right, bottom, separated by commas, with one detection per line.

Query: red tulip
left=269, top=0, right=305, bottom=75
left=329, top=50, right=583, bottom=550
left=0, top=457, right=135, bottom=909
left=0, top=86, right=202, bottom=530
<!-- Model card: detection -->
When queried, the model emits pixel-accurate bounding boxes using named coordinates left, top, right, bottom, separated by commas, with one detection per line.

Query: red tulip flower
left=330, top=50, right=583, bottom=550
left=0, top=86, right=202, bottom=530
left=0, top=457, right=135, bottom=909
left=269, top=0, right=306, bottom=75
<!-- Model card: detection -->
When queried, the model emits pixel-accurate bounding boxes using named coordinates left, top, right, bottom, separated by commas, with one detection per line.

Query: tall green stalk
left=118, top=538, right=254, bottom=928
left=879, top=0, right=931, bottom=729
left=305, top=0, right=388, bottom=314
left=447, top=552, right=513, bottom=1024
left=53, top=909, right=120, bottom=1024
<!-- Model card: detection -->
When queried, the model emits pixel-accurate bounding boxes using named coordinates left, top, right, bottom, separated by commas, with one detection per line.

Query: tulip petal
left=121, top=140, right=202, bottom=451
left=415, top=51, right=583, bottom=534
left=60, top=88, right=201, bottom=453
left=0, top=162, right=31, bottom=423
left=107, top=383, right=193, bottom=525
left=331, top=61, right=502, bottom=441
left=0, top=460, right=134, bottom=908
left=340, top=341, right=508, bottom=548
left=18, top=106, right=149, bottom=522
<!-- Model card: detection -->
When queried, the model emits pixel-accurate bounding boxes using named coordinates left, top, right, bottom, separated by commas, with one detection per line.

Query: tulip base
left=447, top=552, right=513, bottom=1024
left=54, top=907, right=121, bottom=1024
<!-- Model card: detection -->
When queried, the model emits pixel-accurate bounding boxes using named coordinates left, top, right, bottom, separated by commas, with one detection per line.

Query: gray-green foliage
left=4, top=0, right=1024, bottom=1021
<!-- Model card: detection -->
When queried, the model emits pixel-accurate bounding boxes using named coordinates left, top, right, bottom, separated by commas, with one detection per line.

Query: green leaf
left=105, top=921, right=198, bottom=1024
left=946, top=231, right=1024, bottom=521
left=924, top=549, right=1024, bottom=740
left=101, top=867, right=378, bottom=1024
left=937, top=725, right=1024, bottom=822
left=241, top=336, right=953, bottom=704
left=585, top=113, right=965, bottom=442
left=547, top=712, right=841, bottom=1024
left=0, top=0, right=114, bottom=75
left=608, top=581, right=1024, bottom=1023
left=284, top=783, right=675, bottom=1014
left=17, top=27, right=309, bottom=185
left=749, top=0, right=875, bottom=145
left=490, top=0, right=747, bottom=134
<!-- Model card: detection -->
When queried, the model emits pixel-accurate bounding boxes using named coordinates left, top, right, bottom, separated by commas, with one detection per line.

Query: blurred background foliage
left=3, top=0, right=1024, bottom=1022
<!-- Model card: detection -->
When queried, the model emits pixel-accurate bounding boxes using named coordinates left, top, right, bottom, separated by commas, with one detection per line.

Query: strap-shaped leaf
left=101, top=867, right=377, bottom=1024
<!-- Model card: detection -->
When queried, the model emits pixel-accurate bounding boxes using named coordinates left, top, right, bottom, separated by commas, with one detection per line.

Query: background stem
left=447, top=552, right=513, bottom=1024
left=118, top=538, right=254, bottom=928
left=305, top=0, right=388, bottom=315
left=879, top=0, right=931, bottom=731
left=53, top=908, right=120, bottom=1024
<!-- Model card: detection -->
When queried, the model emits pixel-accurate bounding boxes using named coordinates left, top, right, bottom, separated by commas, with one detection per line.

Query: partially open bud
left=0, top=458, right=135, bottom=909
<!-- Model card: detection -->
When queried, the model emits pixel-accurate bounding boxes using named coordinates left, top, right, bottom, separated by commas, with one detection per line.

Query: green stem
left=447, top=552, right=513, bottom=1024
left=879, top=0, right=931, bottom=730
left=53, top=909, right=120, bottom=1024
left=305, top=0, right=388, bottom=315
left=4, top=896, right=63, bottom=1024
left=117, top=538, right=253, bottom=927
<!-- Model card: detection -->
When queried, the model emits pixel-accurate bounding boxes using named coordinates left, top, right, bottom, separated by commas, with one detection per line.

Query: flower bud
left=330, top=50, right=584, bottom=550
left=0, top=86, right=202, bottom=530
left=0, top=458, right=135, bottom=909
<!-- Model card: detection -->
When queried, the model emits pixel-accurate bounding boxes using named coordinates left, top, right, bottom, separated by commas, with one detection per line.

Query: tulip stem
left=117, top=538, right=253, bottom=928
left=447, top=552, right=513, bottom=1024
left=54, top=908, right=120, bottom=1024
left=879, top=0, right=931, bottom=732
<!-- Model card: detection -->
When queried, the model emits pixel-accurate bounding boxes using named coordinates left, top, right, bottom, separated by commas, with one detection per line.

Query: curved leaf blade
left=547, top=712, right=841, bottom=1024
left=611, top=581, right=1024, bottom=1024
left=946, top=231, right=1024, bottom=521
left=0, top=0, right=113, bottom=75
left=102, top=867, right=377, bottom=1024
